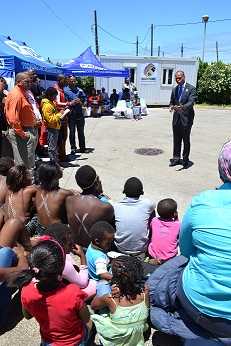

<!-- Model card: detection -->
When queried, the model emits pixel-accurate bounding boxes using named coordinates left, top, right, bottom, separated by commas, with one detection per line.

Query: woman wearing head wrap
left=148, top=141, right=231, bottom=343
left=178, top=140, right=231, bottom=338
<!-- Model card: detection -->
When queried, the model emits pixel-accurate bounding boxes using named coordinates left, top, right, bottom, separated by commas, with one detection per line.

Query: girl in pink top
left=148, top=198, right=180, bottom=264
left=42, top=223, right=96, bottom=299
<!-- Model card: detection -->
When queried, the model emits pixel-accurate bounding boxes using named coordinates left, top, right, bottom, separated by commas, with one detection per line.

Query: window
left=162, top=68, right=174, bottom=85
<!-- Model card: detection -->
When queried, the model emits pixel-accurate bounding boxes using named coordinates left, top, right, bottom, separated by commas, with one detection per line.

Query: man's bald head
left=175, top=70, right=185, bottom=85
left=57, top=74, right=67, bottom=88
left=15, top=72, right=31, bottom=90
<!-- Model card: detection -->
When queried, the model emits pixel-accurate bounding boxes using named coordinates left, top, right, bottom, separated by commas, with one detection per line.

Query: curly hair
left=6, top=165, right=31, bottom=192
left=111, top=255, right=145, bottom=301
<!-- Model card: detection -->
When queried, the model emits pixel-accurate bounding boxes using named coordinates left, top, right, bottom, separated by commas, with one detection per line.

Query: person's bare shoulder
left=24, top=185, right=38, bottom=195
left=59, top=188, right=75, bottom=197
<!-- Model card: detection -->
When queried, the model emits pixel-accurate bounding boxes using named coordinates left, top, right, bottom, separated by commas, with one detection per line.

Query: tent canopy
left=63, top=47, right=129, bottom=77
left=0, top=35, right=62, bottom=78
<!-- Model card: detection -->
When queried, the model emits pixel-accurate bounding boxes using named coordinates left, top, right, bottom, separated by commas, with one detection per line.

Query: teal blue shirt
left=180, top=182, right=231, bottom=320
left=86, top=244, right=110, bottom=281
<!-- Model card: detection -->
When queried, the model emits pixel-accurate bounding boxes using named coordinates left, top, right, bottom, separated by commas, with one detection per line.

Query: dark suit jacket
left=170, top=82, right=197, bottom=127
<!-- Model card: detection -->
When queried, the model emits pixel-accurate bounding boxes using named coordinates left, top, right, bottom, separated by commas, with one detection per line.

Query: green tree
left=76, top=77, right=94, bottom=94
left=197, top=61, right=231, bottom=104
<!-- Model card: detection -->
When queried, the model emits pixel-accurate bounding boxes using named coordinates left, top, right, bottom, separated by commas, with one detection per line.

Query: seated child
left=15, top=239, right=91, bottom=346
left=148, top=198, right=180, bottom=264
left=91, top=255, right=149, bottom=346
left=86, top=221, right=115, bottom=296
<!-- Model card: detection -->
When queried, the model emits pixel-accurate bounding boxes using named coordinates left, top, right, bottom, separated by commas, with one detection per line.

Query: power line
left=155, top=18, right=231, bottom=28
left=140, top=27, right=151, bottom=44
left=97, top=24, right=136, bottom=45
left=155, top=20, right=202, bottom=28
left=39, top=0, right=89, bottom=44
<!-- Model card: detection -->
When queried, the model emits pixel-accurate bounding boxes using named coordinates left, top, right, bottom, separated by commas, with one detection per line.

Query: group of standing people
left=0, top=71, right=87, bottom=169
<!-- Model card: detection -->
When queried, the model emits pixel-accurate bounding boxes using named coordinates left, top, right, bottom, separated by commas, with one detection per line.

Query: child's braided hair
left=111, top=255, right=145, bottom=301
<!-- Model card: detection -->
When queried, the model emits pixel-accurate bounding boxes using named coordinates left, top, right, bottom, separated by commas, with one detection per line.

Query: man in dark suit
left=169, top=70, right=197, bottom=169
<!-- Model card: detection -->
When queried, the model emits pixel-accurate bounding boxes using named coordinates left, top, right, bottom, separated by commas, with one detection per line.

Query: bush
left=197, top=60, right=231, bottom=104
left=76, top=77, right=94, bottom=95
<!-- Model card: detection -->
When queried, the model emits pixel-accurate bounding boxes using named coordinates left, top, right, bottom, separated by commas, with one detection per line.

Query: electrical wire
left=97, top=24, right=136, bottom=44
left=155, top=18, right=231, bottom=28
left=39, top=0, right=89, bottom=44
left=140, top=27, right=151, bottom=44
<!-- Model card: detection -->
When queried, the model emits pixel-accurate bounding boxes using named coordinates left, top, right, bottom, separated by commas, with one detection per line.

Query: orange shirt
left=5, top=85, right=36, bottom=138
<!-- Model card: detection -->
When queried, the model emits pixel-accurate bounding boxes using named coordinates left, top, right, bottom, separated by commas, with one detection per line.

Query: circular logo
left=144, top=63, right=156, bottom=77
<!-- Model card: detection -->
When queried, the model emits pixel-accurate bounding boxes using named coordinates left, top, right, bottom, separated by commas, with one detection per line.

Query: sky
left=2, top=0, right=231, bottom=63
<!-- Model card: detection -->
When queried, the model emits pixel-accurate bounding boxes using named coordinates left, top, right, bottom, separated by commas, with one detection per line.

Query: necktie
left=177, top=85, right=183, bottom=101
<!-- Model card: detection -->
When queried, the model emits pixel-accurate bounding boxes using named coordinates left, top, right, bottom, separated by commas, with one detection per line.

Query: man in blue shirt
left=64, top=76, right=87, bottom=154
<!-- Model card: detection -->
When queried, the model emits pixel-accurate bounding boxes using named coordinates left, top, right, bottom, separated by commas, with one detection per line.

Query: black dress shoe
left=182, top=161, right=190, bottom=169
left=70, top=148, right=77, bottom=155
left=169, top=159, right=181, bottom=167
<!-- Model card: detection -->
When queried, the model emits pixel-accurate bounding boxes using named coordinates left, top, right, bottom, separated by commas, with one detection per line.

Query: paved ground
left=1, top=107, right=231, bottom=345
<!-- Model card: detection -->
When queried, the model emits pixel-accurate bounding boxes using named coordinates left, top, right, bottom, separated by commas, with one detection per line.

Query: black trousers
left=68, top=116, right=85, bottom=151
left=172, top=122, right=192, bottom=162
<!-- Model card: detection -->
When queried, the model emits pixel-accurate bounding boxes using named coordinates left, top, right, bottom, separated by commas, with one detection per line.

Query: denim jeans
left=0, top=247, right=17, bottom=326
left=177, top=277, right=231, bottom=338
left=47, top=128, right=59, bottom=162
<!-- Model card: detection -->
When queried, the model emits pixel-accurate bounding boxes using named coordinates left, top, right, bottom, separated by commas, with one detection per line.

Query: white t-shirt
left=113, top=197, right=155, bottom=254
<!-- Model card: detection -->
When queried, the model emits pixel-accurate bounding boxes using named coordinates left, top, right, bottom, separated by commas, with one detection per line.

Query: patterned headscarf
left=218, top=140, right=231, bottom=182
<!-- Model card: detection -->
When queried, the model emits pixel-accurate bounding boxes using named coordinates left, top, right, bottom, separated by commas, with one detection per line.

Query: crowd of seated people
left=87, top=79, right=147, bottom=119
left=0, top=142, right=231, bottom=345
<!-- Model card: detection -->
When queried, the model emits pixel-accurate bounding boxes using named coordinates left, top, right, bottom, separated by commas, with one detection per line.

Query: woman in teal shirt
left=178, top=140, right=231, bottom=337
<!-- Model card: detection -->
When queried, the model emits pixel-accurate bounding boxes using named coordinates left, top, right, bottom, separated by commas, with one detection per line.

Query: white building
left=95, top=56, right=199, bottom=105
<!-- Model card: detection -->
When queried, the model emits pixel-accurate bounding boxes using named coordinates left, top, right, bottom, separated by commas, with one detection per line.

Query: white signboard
left=141, top=63, right=158, bottom=81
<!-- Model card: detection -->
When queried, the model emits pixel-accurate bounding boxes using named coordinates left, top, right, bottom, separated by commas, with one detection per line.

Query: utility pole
left=216, top=41, right=219, bottom=62
left=151, top=24, right=154, bottom=56
left=181, top=43, right=184, bottom=57
left=158, top=46, right=160, bottom=56
left=94, top=10, right=99, bottom=56
left=136, top=36, right=139, bottom=56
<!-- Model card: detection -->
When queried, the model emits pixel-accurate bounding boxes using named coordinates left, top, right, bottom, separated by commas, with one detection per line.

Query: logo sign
left=141, top=63, right=158, bottom=81
left=80, top=63, right=106, bottom=70
left=0, top=58, right=5, bottom=69
left=4, top=39, right=46, bottom=62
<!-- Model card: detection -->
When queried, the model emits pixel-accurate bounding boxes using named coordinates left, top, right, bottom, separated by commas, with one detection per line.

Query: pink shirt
left=62, top=254, right=96, bottom=299
left=148, top=217, right=180, bottom=260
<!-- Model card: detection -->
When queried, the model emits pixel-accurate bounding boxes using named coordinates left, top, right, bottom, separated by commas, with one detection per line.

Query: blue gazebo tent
left=63, top=47, right=129, bottom=77
left=0, top=35, right=62, bottom=88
